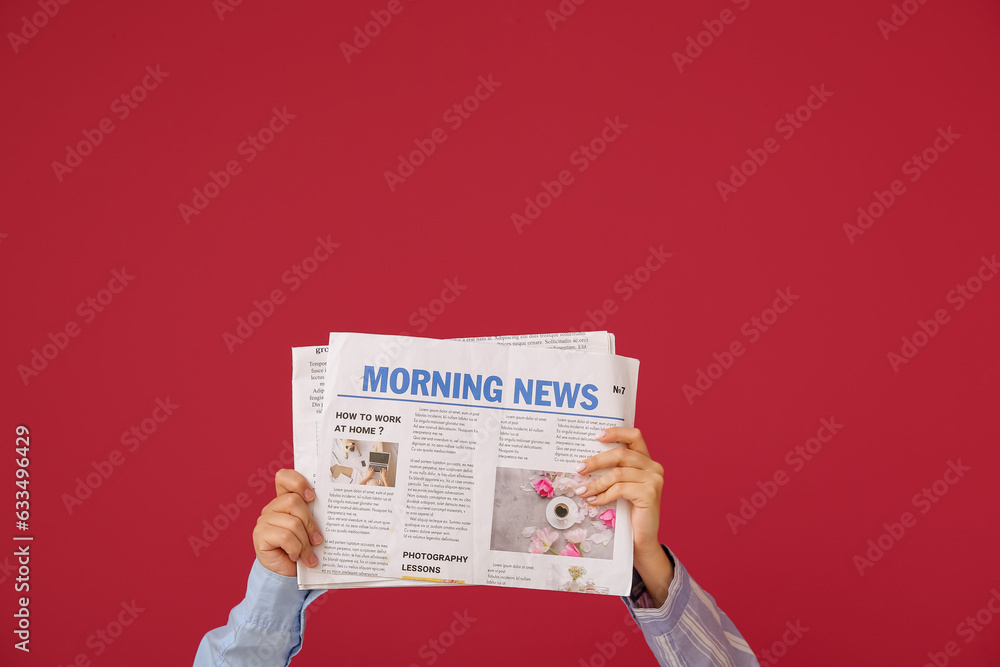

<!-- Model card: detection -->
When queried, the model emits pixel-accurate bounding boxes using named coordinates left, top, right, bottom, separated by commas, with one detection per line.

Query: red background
left=3, top=0, right=999, bottom=665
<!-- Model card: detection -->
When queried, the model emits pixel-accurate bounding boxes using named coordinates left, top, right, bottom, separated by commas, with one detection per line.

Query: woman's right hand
left=252, top=469, right=324, bottom=577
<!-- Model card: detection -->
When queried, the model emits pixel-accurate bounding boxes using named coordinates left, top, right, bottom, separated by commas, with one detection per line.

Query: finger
left=578, top=446, right=660, bottom=477
left=254, top=522, right=316, bottom=566
left=260, top=512, right=316, bottom=565
left=597, top=427, right=649, bottom=458
left=587, top=478, right=660, bottom=508
left=575, top=466, right=657, bottom=500
left=275, top=468, right=316, bottom=502
left=267, top=492, right=324, bottom=546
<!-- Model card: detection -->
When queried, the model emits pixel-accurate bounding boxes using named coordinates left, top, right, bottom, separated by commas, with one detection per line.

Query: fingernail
left=304, top=488, right=315, bottom=501
left=595, top=430, right=606, bottom=439
left=311, top=532, right=323, bottom=545
left=587, top=496, right=598, bottom=502
left=575, top=463, right=586, bottom=473
left=575, top=486, right=588, bottom=495
left=308, top=554, right=318, bottom=567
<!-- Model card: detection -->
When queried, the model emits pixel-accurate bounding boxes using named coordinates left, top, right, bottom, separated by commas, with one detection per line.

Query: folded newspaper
left=292, top=331, right=639, bottom=595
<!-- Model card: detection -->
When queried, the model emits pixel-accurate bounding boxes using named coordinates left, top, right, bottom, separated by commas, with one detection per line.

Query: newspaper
left=292, top=331, right=615, bottom=590
left=292, top=332, right=616, bottom=590
left=293, top=331, right=639, bottom=595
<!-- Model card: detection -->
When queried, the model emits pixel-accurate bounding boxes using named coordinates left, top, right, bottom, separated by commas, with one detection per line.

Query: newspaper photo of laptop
left=329, top=439, right=397, bottom=488
left=368, top=451, right=390, bottom=472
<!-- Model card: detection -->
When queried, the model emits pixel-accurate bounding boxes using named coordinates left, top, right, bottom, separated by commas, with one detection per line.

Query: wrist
left=634, top=541, right=670, bottom=574
left=632, top=538, right=663, bottom=556
left=633, top=543, right=674, bottom=608
left=634, top=539, right=664, bottom=560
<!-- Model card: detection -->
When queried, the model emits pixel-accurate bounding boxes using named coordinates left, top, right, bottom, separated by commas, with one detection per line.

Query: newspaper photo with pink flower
left=292, top=331, right=639, bottom=595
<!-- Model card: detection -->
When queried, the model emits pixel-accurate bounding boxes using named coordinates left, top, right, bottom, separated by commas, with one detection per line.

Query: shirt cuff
left=242, top=559, right=318, bottom=632
left=620, top=545, right=690, bottom=634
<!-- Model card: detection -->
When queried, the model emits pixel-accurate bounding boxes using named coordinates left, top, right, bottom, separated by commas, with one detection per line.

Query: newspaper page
left=292, top=331, right=616, bottom=590
left=307, top=332, right=639, bottom=595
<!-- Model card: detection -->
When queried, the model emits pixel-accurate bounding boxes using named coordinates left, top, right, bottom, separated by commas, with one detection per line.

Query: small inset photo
left=329, top=439, right=398, bottom=488
left=489, top=467, right=616, bottom=560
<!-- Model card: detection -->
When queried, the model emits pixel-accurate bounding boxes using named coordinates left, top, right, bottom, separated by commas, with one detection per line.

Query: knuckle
left=282, top=513, right=302, bottom=532
left=276, top=512, right=296, bottom=530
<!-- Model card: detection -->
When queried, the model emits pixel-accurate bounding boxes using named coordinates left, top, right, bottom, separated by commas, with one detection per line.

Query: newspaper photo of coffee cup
left=489, top=467, right=615, bottom=560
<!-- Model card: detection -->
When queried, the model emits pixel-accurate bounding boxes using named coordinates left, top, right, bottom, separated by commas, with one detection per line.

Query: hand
left=576, top=427, right=663, bottom=549
left=576, top=427, right=674, bottom=606
left=359, top=467, right=375, bottom=485
left=252, top=469, right=324, bottom=577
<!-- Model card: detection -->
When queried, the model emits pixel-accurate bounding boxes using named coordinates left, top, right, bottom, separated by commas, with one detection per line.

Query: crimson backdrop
left=3, top=1, right=999, bottom=665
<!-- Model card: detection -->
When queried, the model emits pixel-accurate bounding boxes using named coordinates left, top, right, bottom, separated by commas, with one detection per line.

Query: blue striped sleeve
left=622, top=546, right=759, bottom=667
